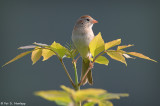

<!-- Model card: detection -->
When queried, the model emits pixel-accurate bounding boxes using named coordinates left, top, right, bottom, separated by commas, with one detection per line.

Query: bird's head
left=75, top=15, right=98, bottom=28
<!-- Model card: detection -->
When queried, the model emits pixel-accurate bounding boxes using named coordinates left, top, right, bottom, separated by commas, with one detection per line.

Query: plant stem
left=72, top=59, right=81, bottom=106
left=44, top=47, right=81, bottom=104
left=73, top=62, right=79, bottom=91
left=59, top=59, right=75, bottom=88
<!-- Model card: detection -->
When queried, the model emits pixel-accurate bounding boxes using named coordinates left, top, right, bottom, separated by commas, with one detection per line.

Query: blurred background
left=0, top=0, right=159, bottom=106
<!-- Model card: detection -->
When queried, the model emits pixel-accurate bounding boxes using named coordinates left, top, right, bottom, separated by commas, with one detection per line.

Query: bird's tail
left=81, top=59, right=93, bottom=85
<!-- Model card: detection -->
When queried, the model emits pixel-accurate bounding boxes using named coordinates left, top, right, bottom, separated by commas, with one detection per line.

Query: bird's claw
left=89, top=62, right=94, bottom=69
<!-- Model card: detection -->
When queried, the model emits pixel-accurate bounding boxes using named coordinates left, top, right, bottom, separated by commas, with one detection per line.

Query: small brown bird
left=72, top=15, right=98, bottom=85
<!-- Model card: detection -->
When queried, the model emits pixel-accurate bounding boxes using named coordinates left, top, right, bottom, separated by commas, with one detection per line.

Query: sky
left=0, top=0, right=160, bottom=106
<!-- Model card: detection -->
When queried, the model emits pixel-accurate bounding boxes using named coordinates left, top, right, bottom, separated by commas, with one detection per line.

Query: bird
left=72, top=15, right=98, bottom=85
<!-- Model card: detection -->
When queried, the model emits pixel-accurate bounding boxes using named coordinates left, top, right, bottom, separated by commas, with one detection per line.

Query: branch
left=59, top=59, right=75, bottom=88
left=78, top=51, right=106, bottom=86
left=41, top=47, right=75, bottom=88
left=78, top=62, right=93, bottom=86
left=93, top=51, right=106, bottom=62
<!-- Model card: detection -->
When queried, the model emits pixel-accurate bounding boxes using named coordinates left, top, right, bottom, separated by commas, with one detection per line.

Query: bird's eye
left=86, top=19, right=90, bottom=21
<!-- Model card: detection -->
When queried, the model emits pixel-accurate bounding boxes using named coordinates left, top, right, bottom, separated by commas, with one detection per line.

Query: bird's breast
left=72, top=30, right=94, bottom=58
left=72, top=28, right=94, bottom=45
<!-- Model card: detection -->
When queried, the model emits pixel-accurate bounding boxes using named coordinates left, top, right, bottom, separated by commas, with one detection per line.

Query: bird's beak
left=92, top=19, right=98, bottom=24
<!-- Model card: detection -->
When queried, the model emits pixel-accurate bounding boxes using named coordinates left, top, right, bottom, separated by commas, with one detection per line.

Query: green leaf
left=83, top=102, right=95, bottom=106
left=42, top=49, right=55, bottom=61
left=75, top=88, right=106, bottom=102
left=98, top=101, right=113, bottom=106
left=127, top=52, right=157, bottom=62
left=105, top=39, right=121, bottom=50
left=89, top=32, right=105, bottom=58
left=35, top=90, right=72, bottom=105
left=117, top=50, right=127, bottom=54
left=71, top=49, right=78, bottom=59
left=35, top=85, right=129, bottom=106
left=60, top=85, right=75, bottom=95
left=117, top=44, right=133, bottom=50
left=31, top=49, right=42, bottom=64
left=76, top=88, right=106, bottom=97
left=99, top=93, right=129, bottom=100
left=65, top=42, right=77, bottom=58
left=106, top=50, right=127, bottom=65
left=94, top=56, right=109, bottom=65
left=50, top=41, right=68, bottom=58
left=2, top=51, right=32, bottom=67
left=55, top=101, right=73, bottom=106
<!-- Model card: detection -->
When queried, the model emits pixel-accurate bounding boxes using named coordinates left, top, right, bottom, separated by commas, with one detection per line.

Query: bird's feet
left=89, top=62, right=94, bottom=69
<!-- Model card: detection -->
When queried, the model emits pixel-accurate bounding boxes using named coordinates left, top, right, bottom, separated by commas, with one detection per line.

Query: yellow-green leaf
left=76, top=88, right=106, bottom=97
left=75, top=88, right=106, bottom=102
left=83, top=102, right=95, bottom=106
left=105, top=39, right=121, bottom=50
left=117, top=50, right=127, bottom=54
left=35, top=90, right=71, bottom=105
left=128, top=52, right=157, bottom=62
left=94, top=56, right=109, bottom=65
left=70, top=49, right=78, bottom=59
left=89, top=32, right=105, bottom=58
left=2, top=51, right=32, bottom=67
left=106, top=50, right=127, bottom=65
left=35, top=85, right=129, bottom=106
left=117, top=44, right=133, bottom=50
left=100, top=93, right=129, bottom=100
left=98, top=101, right=113, bottom=106
left=60, top=85, right=75, bottom=95
left=31, top=49, right=42, bottom=64
left=42, top=49, right=55, bottom=61
left=51, top=41, right=68, bottom=58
